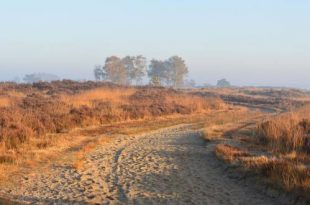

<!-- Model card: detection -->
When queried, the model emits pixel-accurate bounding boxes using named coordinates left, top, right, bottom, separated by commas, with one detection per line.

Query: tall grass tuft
left=256, top=106, right=310, bottom=153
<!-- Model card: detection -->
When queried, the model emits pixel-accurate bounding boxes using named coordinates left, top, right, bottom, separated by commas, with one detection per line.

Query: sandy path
left=1, top=124, right=281, bottom=205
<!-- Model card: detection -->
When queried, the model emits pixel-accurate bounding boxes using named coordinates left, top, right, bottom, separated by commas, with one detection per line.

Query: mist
left=0, top=0, right=309, bottom=89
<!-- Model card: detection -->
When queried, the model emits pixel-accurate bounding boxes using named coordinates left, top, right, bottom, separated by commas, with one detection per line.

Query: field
left=195, top=87, right=310, bottom=202
left=0, top=81, right=224, bottom=181
left=0, top=82, right=309, bottom=204
left=190, top=87, right=310, bottom=112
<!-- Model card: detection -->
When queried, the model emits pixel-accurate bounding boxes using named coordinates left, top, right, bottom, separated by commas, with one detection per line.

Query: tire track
left=0, top=124, right=284, bottom=205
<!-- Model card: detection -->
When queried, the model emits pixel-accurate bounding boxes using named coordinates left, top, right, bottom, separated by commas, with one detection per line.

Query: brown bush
left=0, top=108, right=34, bottom=149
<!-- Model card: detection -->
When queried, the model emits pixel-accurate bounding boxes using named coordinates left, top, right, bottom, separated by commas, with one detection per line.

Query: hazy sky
left=0, top=0, right=309, bottom=88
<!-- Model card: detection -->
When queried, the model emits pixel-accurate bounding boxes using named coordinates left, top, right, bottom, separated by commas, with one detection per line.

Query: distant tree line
left=216, top=78, right=231, bottom=87
left=23, top=73, right=60, bottom=84
left=94, top=55, right=188, bottom=88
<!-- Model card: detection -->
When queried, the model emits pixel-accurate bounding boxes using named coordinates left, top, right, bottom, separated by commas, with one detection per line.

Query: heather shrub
left=0, top=81, right=224, bottom=150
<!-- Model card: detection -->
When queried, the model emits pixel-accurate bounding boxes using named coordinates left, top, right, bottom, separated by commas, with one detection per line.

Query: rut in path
left=1, top=124, right=284, bottom=205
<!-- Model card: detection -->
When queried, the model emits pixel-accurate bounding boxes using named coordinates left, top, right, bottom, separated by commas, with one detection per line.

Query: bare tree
left=93, top=65, right=105, bottom=81
left=168, top=56, right=188, bottom=88
left=133, top=55, right=147, bottom=85
left=122, top=56, right=135, bottom=85
left=103, top=56, right=127, bottom=85
left=148, top=59, right=170, bottom=86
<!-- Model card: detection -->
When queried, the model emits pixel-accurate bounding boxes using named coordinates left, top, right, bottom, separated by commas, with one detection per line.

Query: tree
left=147, top=59, right=170, bottom=86
left=93, top=65, right=105, bottom=81
left=185, top=79, right=196, bottom=88
left=122, top=56, right=135, bottom=85
left=23, top=74, right=40, bottom=84
left=103, top=56, right=127, bottom=85
left=150, top=75, right=161, bottom=86
left=189, top=79, right=196, bottom=87
left=122, top=55, right=147, bottom=85
left=23, top=73, right=59, bottom=84
left=217, top=78, right=231, bottom=87
left=132, top=55, right=147, bottom=85
left=168, top=56, right=188, bottom=88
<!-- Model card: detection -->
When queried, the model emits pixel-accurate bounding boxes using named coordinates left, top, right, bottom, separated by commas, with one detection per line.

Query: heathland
left=0, top=81, right=309, bottom=204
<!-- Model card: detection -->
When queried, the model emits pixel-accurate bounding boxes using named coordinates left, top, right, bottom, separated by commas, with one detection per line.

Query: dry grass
left=256, top=106, right=310, bottom=153
left=215, top=144, right=250, bottom=162
left=216, top=143, right=310, bottom=199
left=189, top=87, right=310, bottom=112
left=0, top=112, right=222, bottom=184
left=252, top=106, right=310, bottom=198
left=208, top=103, right=310, bottom=200
left=73, top=137, right=112, bottom=170
left=0, top=97, right=10, bottom=108
left=0, top=81, right=226, bottom=183
left=242, top=156, right=310, bottom=195
left=0, top=84, right=224, bottom=151
left=61, top=87, right=136, bottom=108
left=0, top=132, right=87, bottom=181
left=202, top=107, right=262, bottom=141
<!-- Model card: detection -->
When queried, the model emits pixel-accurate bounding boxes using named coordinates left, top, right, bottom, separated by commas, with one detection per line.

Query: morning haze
left=0, top=0, right=309, bottom=88
left=1, top=1, right=310, bottom=204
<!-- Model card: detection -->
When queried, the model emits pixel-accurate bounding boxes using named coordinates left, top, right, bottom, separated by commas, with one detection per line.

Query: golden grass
left=0, top=97, right=10, bottom=108
left=0, top=82, right=226, bottom=186
left=257, top=106, right=310, bottom=153
left=215, top=144, right=310, bottom=199
left=215, top=144, right=250, bottom=162
left=166, top=95, right=224, bottom=111
left=202, top=107, right=263, bottom=141
left=208, top=104, right=310, bottom=199
left=61, top=87, right=136, bottom=107
left=241, top=156, right=310, bottom=195
left=0, top=112, right=222, bottom=185
left=73, top=137, right=112, bottom=170
left=0, top=91, right=25, bottom=108
left=0, top=132, right=92, bottom=183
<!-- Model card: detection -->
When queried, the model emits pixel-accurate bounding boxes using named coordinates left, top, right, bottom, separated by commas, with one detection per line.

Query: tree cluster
left=94, top=55, right=188, bottom=88
left=216, top=78, right=231, bottom=87
left=23, top=73, right=60, bottom=84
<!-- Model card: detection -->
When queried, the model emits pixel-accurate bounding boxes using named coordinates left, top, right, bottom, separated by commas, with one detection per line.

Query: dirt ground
left=0, top=124, right=287, bottom=205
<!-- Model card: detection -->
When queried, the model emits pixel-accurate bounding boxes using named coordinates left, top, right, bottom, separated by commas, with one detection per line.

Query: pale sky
left=0, top=0, right=309, bottom=88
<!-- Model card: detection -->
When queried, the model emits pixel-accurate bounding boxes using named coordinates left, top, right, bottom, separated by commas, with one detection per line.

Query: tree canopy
left=94, top=55, right=188, bottom=88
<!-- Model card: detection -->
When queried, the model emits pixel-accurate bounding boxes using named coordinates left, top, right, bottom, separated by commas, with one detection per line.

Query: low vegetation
left=211, top=105, right=310, bottom=201
left=202, top=106, right=263, bottom=141
left=256, top=106, right=310, bottom=154
left=216, top=143, right=310, bottom=199
left=241, top=157, right=309, bottom=195
left=0, top=80, right=225, bottom=180
left=191, top=87, right=310, bottom=111
left=215, top=144, right=250, bottom=162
